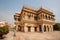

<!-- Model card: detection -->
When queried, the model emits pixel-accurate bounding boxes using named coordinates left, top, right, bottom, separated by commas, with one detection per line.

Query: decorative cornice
left=15, top=6, right=55, bottom=16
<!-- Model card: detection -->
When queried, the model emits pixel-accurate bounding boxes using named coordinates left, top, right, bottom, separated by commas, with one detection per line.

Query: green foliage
left=0, top=25, right=9, bottom=37
left=54, top=23, right=60, bottom=31
left=3, top=26, right=9, bottom=34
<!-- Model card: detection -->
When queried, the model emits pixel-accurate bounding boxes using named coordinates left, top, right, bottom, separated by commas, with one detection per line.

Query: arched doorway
left=28, top=26, right=31, bottom=32
left=39, top=25, right=42, bottom=32
left=34, top=27, right=37, bottom=32
left=44, top=25, right=46, bottom=32
left=18, top=25, right=21, bottom=31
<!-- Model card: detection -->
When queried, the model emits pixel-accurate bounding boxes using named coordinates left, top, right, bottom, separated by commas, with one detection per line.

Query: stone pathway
left=4, top=31, right=13, bottom=40
left=2, top=31, right=60, bottom=40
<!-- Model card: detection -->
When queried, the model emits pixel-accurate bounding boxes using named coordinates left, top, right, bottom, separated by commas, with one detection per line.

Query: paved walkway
left=17, top=31, right=60, bottom=40
left=2, top=31, right=60, bottom=40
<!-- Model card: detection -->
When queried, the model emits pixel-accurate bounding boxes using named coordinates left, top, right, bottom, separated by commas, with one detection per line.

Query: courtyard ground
left=3, top=31, right=60, bottom=40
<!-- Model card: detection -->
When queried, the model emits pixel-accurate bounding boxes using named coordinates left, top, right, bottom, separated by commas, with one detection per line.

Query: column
left=16, top=25, right=18, bottom=31
left=46, top=25, right=48, bottom=32
left=22, top=26, right=24, bottom=32
left=48, top=26, right=50, bottom=32
left=49, top=25, right=51, bottom=32
left=37, top=27, right=39, bottom=32
left=21, top=27, right=24, bottom=32
left=51, top=25, right=53, bottom=32
left=41, top=25, right=44, bottom=32
left=24, top=26, right=28, bottom=32
left=31, top=27, right=34, bottom=32
left=47, top=25, right=49, bottom=32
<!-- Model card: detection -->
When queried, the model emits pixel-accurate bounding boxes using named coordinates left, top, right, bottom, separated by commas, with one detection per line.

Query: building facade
left=0, top=20, right=9, bottom=27
left=14, top=6, right=55, bottom=32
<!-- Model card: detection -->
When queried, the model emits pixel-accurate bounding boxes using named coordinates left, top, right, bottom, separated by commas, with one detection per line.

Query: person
left=12, top=29, right=16, bottom=36
left=14, top=30, right=16, bottom=36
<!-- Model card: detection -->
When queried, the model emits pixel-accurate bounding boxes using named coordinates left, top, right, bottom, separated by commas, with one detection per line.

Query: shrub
left=54, top=23, right=60, bottom=31
left=0, top=25, right=9, bottom=38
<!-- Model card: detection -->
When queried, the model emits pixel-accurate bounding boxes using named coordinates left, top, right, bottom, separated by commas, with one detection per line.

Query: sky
left=0, top=0, right=60, bottom=25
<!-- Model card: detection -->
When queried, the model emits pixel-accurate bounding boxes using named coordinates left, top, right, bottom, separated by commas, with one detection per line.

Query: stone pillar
left=31, top=27, right=34, bottom=32
left=22, top=26, right=24, bottom=32
left=16, top=25, right=18, bottom=31
left=49, top=25, right=51, bottom=32
left=46, top=25, right=48, bottom=32
left=51, top=25, right=53, bottom=32
left=47, top=25, right=49, bottom=32
left=48, top=26, right=50, bottom=32
left=21, top=27, right=24, bottom=32
left=41, top=25, right=44, bottom=32
left=24, top=26, right=28, bottom=32
left=49, top=25, right=52, bottom=32
left=48, top=25, right=50, bottom=32
left=37, top=27, right=39, bottom=32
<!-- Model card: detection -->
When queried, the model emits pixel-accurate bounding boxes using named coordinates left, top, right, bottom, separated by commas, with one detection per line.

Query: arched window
left=34, top=16, right=38, bottom=20
left=45, top=15, right=47, bottom=19
left=18, top=16, right=21, bottom=21
left=28, top=15, right=31, bottom=19
left=14, top=15, right=17, bottom=20
left=48, top=16, right=50, bottom=20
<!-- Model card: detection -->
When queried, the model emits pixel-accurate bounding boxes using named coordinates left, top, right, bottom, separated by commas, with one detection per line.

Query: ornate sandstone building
left=14, top=6, right=55, bottom=32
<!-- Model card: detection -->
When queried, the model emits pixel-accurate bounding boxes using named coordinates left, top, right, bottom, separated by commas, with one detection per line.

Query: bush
left=0, top=25, right=9, bottom=38
left=54, top=23, right=60, bottom=31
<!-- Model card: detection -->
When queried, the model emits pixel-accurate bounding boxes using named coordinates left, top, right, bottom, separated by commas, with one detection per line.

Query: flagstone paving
left=3, top=31, right=60, bottom=40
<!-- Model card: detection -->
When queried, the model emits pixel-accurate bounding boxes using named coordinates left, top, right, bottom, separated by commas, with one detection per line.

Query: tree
left=0, top=25, right=9, bottom=39
left=54, top=23, right=60, bottom=31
